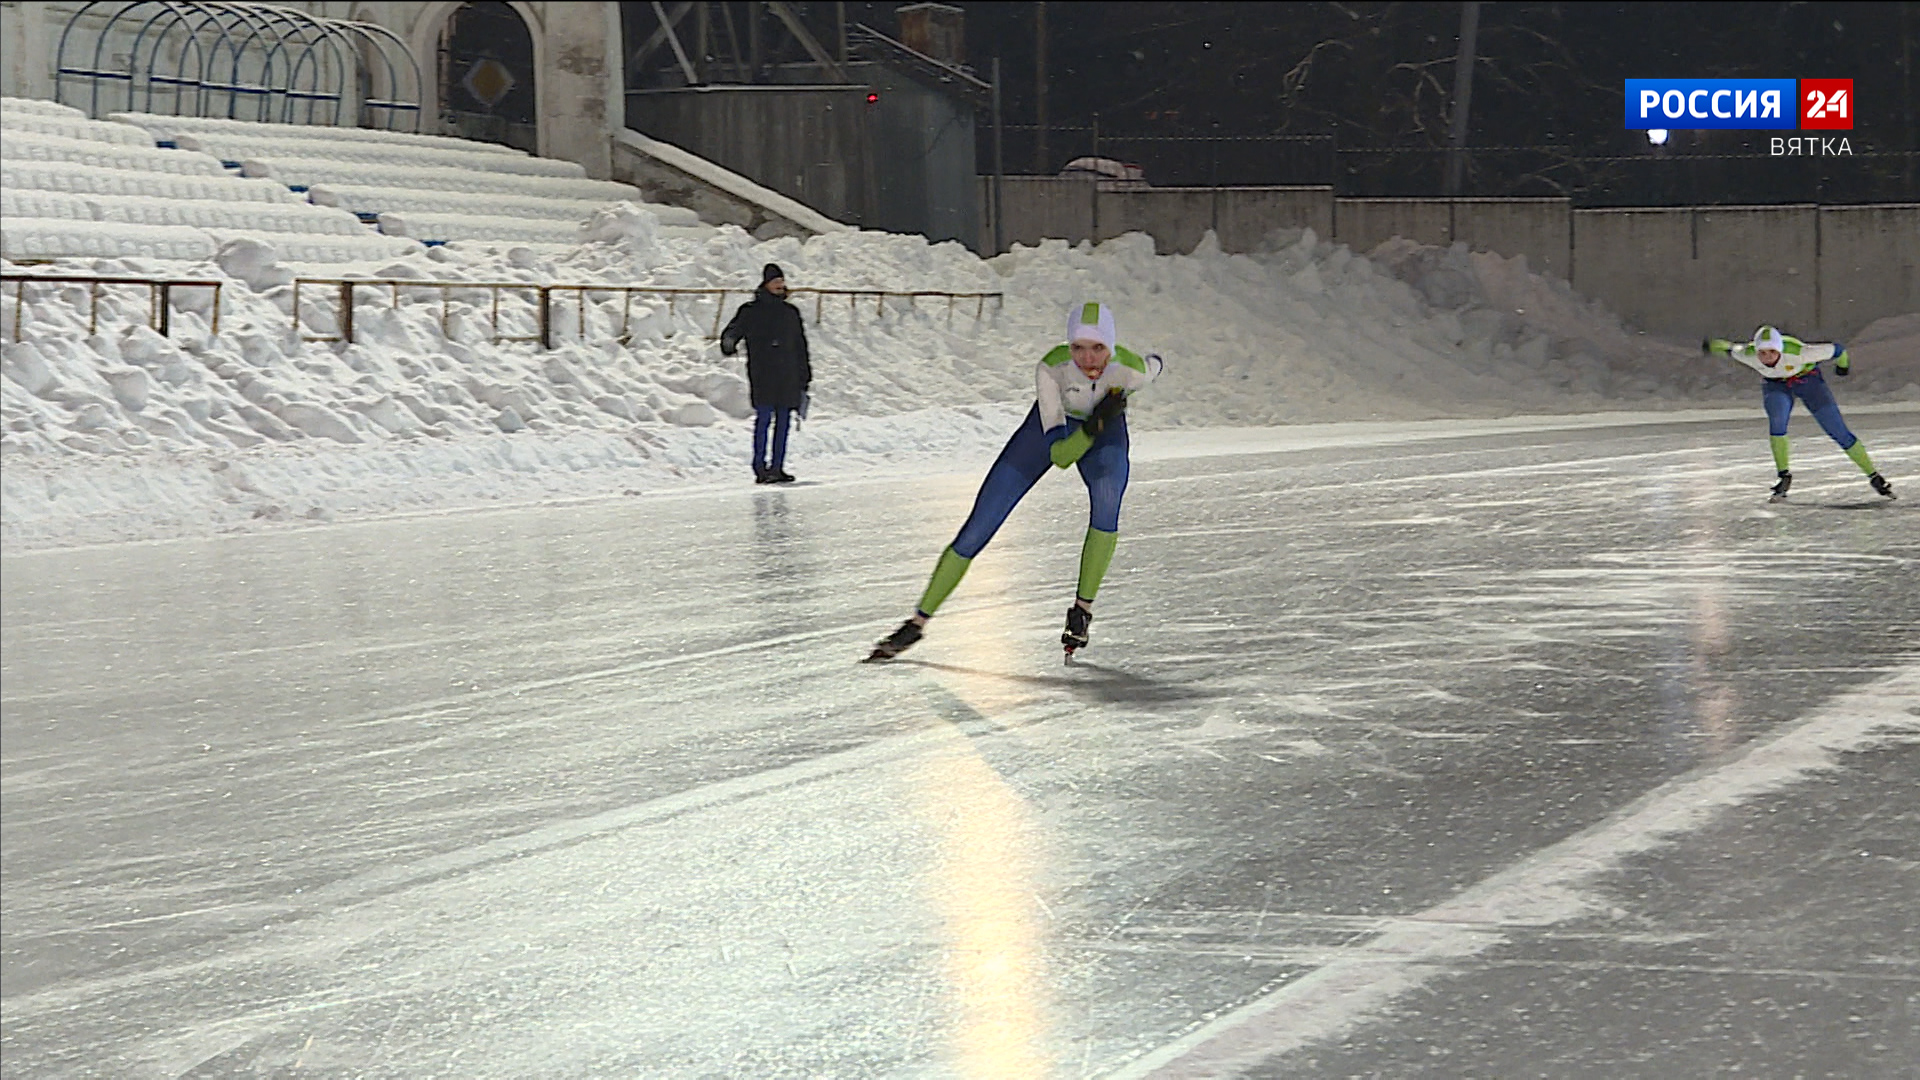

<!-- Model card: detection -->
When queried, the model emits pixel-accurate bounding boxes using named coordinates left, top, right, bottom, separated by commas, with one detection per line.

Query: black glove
left=1083, top=388, right=1127, bottom=439
left=1700, top=338, right=1712, bottom=354
left=1834, top=363, right=1849, bottom=377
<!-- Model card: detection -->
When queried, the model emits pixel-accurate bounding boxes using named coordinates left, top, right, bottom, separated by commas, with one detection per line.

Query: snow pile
left=4, top=216, right=1916, bottom=549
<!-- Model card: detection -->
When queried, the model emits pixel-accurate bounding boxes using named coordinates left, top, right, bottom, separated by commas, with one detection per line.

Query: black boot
left=772, top=469, right=796, bottom=484
left=1770, top=471, right=1792, bottom=500
left=866, top=619, right=924, bottom=662
left=754, top=467, right=775, bottom=484
left=1869, top=472, right=1895, bottom=499
left=1061, top=603, right=1092, bottom=653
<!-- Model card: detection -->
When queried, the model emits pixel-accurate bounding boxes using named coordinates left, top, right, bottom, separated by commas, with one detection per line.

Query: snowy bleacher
left=2, top=128, right=230, bottom=177
left=107, top=111, right=529, bottom=156
left=1, top=111, right=159, bottom=148
left=170, top=132, right=587, bottom=177
left=2, top=96, right=716, bottom=266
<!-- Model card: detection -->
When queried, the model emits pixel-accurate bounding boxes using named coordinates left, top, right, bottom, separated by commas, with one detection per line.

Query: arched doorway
left=437, top=1, right=536, bottom=151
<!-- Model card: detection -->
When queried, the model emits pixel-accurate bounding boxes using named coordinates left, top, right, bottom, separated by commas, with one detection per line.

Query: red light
left=866, top=93, right=879, bottom=103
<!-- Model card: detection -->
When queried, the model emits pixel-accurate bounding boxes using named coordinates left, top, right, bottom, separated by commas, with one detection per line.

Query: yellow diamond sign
left=463, top=57, right=515, bottom=108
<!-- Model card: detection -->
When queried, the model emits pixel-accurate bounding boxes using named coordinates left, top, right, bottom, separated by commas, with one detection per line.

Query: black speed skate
left=1769, top=471, right=1792, bottom=502
left=1869, top=472, right=1896, bottom=499
left=865, top=619, right=923, bottom=662
left=1061, top=603, right=1092, bottom=660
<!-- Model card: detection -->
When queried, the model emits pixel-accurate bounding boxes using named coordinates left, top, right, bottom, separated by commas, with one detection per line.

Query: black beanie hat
left=762, top=263, right=785, bottom=283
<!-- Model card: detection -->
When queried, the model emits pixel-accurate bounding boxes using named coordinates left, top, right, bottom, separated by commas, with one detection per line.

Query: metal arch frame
left=90, top=0, right=207, bottom=116
left=331, top=19, right=422, bottom=131
left=54, top=1, right=422, bottom=131
left=270, top=15, right=350, bottom=125
left=148, top=3, right=216, bottom=116
left=273, top=14, right=418, bottom=129
left=212, top=4, right=318, bottom=122
left=151, top=3, right=286, bottom=120
left=235, top=5, right=353, bottom=125
left=55, top=0, right=150, bottom=117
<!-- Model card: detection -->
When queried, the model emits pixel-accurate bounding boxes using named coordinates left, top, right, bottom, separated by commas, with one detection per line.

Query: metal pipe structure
left=991, top=55, right=1005, bottom=256
left=55, top=1, right=420, bottom=130
left=1445, top=0, right=1481, bottom=198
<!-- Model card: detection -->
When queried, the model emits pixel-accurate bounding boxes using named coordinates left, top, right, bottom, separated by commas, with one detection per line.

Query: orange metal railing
left=2, top=273, right=224, bottom=342
left=290, top=277, right=1004, bottom=348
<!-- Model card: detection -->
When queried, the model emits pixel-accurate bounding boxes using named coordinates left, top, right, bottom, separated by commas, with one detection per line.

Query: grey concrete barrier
left=1817, top=204, right=1920, bottom=340
left=979, top=179, right=1916, bottom=340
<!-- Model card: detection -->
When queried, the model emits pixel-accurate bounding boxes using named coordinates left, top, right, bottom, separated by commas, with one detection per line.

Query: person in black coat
left=720, top=263, right=813, bottom=484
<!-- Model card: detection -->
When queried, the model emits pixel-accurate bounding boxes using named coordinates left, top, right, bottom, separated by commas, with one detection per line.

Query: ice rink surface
left=4, top=410, right=1918, bottom=1078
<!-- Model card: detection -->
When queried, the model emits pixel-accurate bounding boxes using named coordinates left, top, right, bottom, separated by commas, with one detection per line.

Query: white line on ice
left=1109, top=661, right=1920, bottom=1079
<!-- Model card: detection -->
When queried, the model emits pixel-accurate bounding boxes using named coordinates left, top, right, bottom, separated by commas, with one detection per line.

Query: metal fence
left=291, top=278, right=1004, bottom=348
left=3, top=273, right=224, bottom=341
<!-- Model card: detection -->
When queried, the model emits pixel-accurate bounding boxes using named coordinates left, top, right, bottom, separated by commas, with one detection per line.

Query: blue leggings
left=753, top=406, right=792, bottom=470
left=950, top=404, right=1129, bottom=559
left=1763, top=373, right=1855, bottom=448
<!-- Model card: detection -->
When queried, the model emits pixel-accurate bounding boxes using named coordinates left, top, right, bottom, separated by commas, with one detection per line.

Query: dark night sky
left=653, top=3, right=1918, bottom=199
left=942, top=2, right=1915, bottom=149
left=942, top=2, right=1916, bottom=200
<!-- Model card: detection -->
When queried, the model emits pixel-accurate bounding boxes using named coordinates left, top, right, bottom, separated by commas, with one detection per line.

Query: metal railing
left=292, top=277, right=1004, bottom=348
left=2, top=272, right=224, bottom=342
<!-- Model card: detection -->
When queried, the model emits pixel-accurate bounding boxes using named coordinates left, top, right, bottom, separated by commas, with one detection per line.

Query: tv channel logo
left=1625, top=79, right=1853, bottom=131
left=1797, top=78, right=1853, bottom=129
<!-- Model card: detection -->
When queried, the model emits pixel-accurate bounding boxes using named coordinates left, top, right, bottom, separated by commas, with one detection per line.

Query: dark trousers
left=753, top=407, right=792, bottom=472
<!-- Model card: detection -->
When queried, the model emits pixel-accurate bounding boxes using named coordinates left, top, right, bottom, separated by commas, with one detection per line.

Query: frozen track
left=4, top=411, right=1918, bottom=1078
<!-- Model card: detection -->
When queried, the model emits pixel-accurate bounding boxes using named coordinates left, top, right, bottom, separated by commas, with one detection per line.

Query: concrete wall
left=1698, top=205, right=1819, bottom=334
left=1331, top=199, right=1454, bottom=251
left=982, top=180, right=1334, bottom=254
left=533, top=1, right=617, bottom=179
left=1818, top=204, right=1920, bottom=340
left=1570, top=206, right=1830, bottom=340
left=1451, top=200, right=1572, bottom=280
left=626, top=86, right=875, bottom=226
left=1569, top=209, right=1700, bottom=339
left=1096, top=189, right=1220, bottom=251
left=0, top=1, right=58, bottom=101
left=989, top=178, right=1096, bottom=247
left=1330, top=198, right=1572, bottom=279
left=1216, top=188, right=1336, bottom=253
left=987, top=180, right=1915, bottom=338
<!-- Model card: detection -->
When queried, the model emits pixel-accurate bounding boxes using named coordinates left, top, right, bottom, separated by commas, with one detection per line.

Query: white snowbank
left=4, top=217, right=1916, bottom=551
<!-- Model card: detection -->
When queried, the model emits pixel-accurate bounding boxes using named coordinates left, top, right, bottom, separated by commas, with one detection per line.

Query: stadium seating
left=1, top=160, right=309, bottom=204
left=308, top=184, right=616, bottom=221
left=236, top=158, right=640, bottom=201
left=109, top=111, right=528, bottom=156
left=1, top=96, right=87, bottom=118
left=1, top=111, right=158, bottom=148
left=2, top=219, right=217, bottom=261
left=2, top=98, right=711, bottom=264
left=2, top=174, right=366, bottom=238
left=1, top=129, right=229, bottom=177
left=171, top=132, right=587, bottom=177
